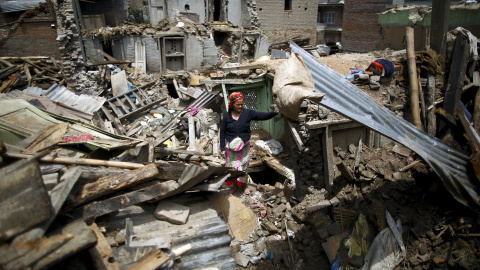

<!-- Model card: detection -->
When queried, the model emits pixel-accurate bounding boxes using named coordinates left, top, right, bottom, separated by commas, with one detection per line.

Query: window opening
left=284, top=0, right=292, bottom=11
left=214, top=0, right=221, bottom=21
left=324, top=12, right=335, bottom=24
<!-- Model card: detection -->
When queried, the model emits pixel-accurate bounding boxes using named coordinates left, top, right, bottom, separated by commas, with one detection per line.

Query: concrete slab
left=154, top=201, right=190, bottom=225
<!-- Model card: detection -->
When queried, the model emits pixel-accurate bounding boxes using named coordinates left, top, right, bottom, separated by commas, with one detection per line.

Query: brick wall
left=0, top=21, right=60, bottom=58
left=342, top=0, right=390, bottom=52
left=256, top=0, right=318, bottom=45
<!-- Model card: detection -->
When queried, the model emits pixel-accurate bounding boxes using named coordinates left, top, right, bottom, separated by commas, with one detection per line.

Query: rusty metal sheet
left=0, top=158, right=52, bottom=240
left=290, top=41, right=480, bottom=210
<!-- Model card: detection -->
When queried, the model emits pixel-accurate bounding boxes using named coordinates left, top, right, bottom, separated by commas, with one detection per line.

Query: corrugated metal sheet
left=104, top=195, right=237, bottom=269
left=271, top=50, right=289, bottom=60
left=45, top=85, right=105, bottom=115
left=290, top=41, right=480, bottom=210
left=188, top=90, right=218, bottom=109
left=0, top=0, right=46, bottom=13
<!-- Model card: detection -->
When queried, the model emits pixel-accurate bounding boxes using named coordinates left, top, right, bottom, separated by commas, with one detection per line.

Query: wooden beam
left=64, top=164, right=159, bottom=210
left=0, top=234, right=73, bottom=270
left=0, top=158, right=51, bottom=241
left=456, top=104, right=480, bottom=153
left=426, top=75, right=437, bottom=136
left=430, top=0, right=450, bottom=60
left=13, top=167, right=82, bottom=243
left=443, top=33, right=470, bottom=115
left=5, top=153, right=145, bottom=169
left=155, top=147, right=212, bottom=156
left=321, top=126, right=334, bottom=191
left=88, top=222, right=120, bottom=270
left=287, top=119, right=305, bottom=151
left=70, top=180, right=180, bottom=219
left=128, top=244, right=191, bottom=270
left=187, top=116, right=196, bottom=151
left=32, top=220, right=97, bottom=270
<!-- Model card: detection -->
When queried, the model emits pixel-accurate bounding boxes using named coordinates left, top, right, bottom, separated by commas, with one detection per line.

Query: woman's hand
left=221, top=151, right=226, bottom=159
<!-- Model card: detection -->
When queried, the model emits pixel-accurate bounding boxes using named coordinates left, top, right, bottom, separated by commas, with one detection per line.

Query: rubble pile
left=1, top=1, right=480, bottom=269
left=0, top=57, right=65, bottom=93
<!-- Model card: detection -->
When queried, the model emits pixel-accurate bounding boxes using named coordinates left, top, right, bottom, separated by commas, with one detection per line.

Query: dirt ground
left=230, top=51, right=480, bottom=270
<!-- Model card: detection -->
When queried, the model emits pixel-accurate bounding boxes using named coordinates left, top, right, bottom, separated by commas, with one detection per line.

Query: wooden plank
left=128, top=244, right=191, bottom=270
left=71, top=180, right=180, bottom=219
left=426, top=75, right=437, bottom=136
left=24, top=63, right=32, bottom=86
left=221, top=84, right=229, bottom=109
left=153, top=129, right=175, bottom=147
left=119, top=98, right=166, bottom=120
left=6, top=152, right=145, bottom=169
left=262, top=156, right=292, bottom=179
left=88, top=222, right=120, bottom=270
left=124, top=94, right=138, bottom=110
left=65, top=164, right=159, bottom=210
left=0, top=234, right=73, bottom=270
left=0, top=158, right=51, bottom=241
left=113, top=118, right=126, bottom=135
left=115, top=99, right=130, bottom=114
left=321, top=126, right=334, bottom=191
left=0, top=59, right=14, bottom=67
left=13, top=167, right=82, bottom=243
left=108, top=100, right=123, bottom=118
left=456, top=104, right=480, bottom=153
left=188, top=116, right=196, bottom=151
left=287, top=119, right=305, bottom=151
left=439, top=33, right=470, bottom=136
left=430, top=0, right=450, bottom=59
left=172, top=78, right=184, bottom=99
left=101, top=106, right=115, bottom=122
left=306, top=118, right=351, bottom=129
left=131, top=91, right=146, bottom=106
left=32, top=220, right=97, bottom=270
left=155, top=147, right=212, bottom=156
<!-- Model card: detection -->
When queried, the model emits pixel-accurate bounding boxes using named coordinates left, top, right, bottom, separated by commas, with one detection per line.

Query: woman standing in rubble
left=220, top=92, right=278, bottom=194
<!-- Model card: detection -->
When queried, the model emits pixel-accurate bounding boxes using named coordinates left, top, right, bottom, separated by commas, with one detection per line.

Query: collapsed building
left=1, top=0, right=480, bottom=270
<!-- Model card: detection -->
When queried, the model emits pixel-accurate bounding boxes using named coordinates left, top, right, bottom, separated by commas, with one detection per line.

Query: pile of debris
left=0, top=57, right=65, bottom=93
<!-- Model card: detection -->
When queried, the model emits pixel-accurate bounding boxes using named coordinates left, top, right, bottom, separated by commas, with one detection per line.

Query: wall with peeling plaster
left=186, top=35, right=203, bottom=71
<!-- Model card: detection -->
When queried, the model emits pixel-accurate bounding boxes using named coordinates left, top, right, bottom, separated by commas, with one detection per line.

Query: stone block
left=154, top=201, right=190, bottom=225
left=273, top=203, right=287, bottom=216
left=233, top=252, right=250, bottom=267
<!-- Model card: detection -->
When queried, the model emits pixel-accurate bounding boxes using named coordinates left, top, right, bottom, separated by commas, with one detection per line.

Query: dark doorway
left=214, top=31, right=228, bottom=46
left=166, top=83, right=179, bottom=98
left=102, top=39, right=113, bottom=58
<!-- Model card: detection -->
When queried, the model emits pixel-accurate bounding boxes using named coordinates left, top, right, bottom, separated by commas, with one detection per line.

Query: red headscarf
left=228, top=92, right=244, bottom=109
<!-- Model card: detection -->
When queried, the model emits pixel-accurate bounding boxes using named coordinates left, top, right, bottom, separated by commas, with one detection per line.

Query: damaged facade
left=1, top=0, right=480, bottom=270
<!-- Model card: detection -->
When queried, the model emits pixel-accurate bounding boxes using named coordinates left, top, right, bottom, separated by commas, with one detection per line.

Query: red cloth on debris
left=62, top=134, right=94, bottom=142
left=368, top=61, right=384, bottom=75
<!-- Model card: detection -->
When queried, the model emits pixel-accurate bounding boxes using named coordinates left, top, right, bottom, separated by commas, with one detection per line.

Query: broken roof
left=290, top=41, right=480, bottom=211
left=0, top=0, right=46, bottom=13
